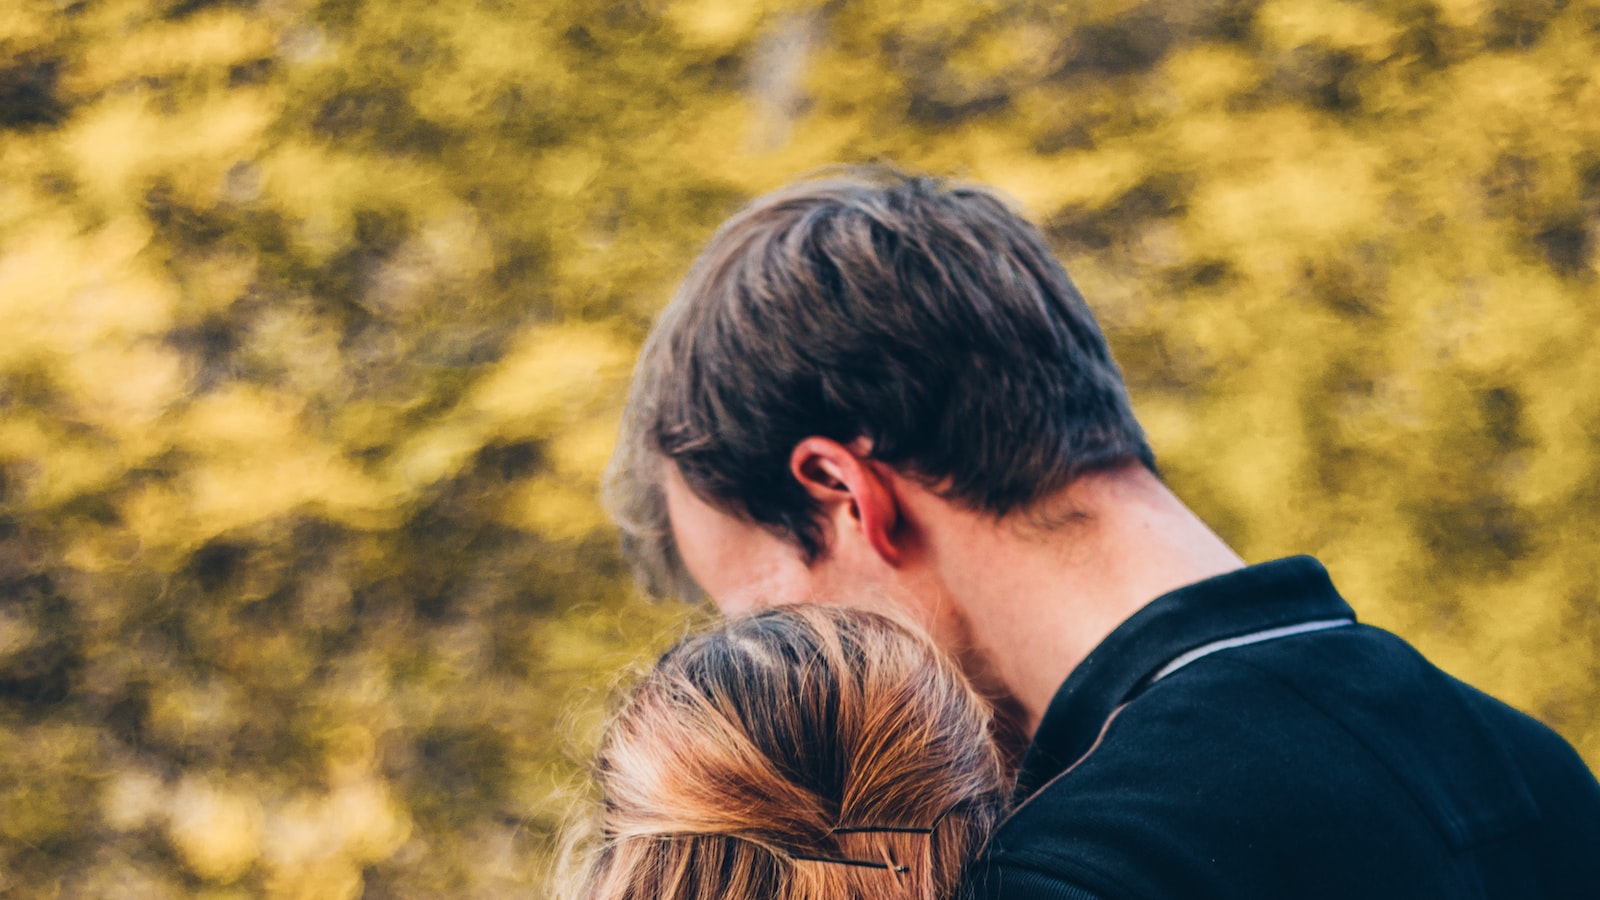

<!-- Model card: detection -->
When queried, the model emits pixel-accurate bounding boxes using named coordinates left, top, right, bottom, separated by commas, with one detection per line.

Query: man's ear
left=789, top=437, right=902, bottom=566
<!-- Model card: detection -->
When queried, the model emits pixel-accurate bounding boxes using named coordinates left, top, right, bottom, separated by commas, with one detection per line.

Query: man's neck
left=903, top=465, right=1245, bottom=738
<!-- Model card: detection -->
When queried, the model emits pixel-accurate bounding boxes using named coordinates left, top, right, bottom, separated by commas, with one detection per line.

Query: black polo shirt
left=974, top=556, right=1600, bottom=900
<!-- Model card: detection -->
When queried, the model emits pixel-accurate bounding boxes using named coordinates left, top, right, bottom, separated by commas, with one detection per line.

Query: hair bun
left=581, top=605, right=1007, bottom=899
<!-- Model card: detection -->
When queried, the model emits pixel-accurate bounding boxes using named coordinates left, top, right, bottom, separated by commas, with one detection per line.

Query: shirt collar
left=1013, top=555, right=1357, bottom=801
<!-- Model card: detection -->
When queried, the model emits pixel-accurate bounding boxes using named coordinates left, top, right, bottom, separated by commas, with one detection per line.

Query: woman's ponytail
left=574, top=605, right=1008, bottom=900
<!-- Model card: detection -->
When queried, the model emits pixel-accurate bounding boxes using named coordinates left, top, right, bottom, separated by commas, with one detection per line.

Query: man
left=605, top=170, right=1600, bottom=898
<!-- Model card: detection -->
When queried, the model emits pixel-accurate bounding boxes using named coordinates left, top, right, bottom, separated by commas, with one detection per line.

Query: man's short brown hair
left=607, top=168, right=1154, bottom=597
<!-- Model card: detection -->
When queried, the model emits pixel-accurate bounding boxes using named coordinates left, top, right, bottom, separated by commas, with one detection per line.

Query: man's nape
left=664, top=438, right=1246, bottom=739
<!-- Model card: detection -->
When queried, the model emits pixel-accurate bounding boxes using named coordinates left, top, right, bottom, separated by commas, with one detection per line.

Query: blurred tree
left=0, top=0, right=1596, bottom=896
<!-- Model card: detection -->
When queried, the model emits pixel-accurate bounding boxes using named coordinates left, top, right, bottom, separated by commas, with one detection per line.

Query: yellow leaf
left=469, top=323, right=633, bottom=436
left=503, top=476, right=608, bottom=543
left=167, top=777, right=264, bottom=883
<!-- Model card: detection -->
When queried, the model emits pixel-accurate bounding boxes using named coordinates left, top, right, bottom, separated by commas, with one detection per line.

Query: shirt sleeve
left=972, top=862, right=1106, bottom=900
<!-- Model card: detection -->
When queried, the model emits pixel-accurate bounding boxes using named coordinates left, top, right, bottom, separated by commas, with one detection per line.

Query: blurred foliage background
left=0, top=0, right=1597, bottom=895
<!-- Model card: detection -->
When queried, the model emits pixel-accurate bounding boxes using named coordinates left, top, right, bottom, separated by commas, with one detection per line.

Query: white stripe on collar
left=998, top=616, right=1356, bottom=824
left=1148, top=617, right=1356, bottom=685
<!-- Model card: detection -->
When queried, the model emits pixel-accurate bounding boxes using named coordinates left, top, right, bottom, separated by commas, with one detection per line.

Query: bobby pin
left=790, top=853, right=909, bottom=873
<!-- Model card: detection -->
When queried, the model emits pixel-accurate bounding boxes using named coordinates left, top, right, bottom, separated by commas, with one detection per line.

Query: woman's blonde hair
left=577, top=604, right=1008, bottom=899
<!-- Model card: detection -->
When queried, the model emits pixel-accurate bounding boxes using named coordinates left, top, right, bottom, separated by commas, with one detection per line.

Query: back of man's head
left=609, top=168, right=1153, bottom=597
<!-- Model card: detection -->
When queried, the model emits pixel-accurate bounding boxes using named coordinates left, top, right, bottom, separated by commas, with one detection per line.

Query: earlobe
left=789, top=438, right=902, bottom=567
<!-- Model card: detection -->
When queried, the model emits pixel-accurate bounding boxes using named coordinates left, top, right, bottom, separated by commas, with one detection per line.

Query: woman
left=574, top=604, right=1009, bottom=899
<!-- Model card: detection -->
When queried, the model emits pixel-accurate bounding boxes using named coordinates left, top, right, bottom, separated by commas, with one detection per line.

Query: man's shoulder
left=983, top=622, right=1600, bottom=898
left=982, top=655, right=1404, bottom=897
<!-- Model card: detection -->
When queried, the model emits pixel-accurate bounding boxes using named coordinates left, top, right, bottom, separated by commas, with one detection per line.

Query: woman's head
left=581, top=604, right=1008, bottom=899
